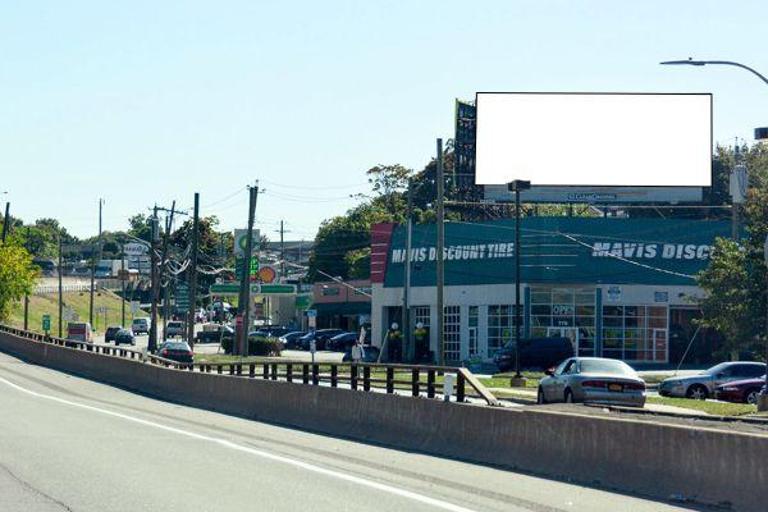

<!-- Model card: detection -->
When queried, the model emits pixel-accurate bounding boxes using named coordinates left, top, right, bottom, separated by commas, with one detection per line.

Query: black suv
left=493, top=337, right=574, bottom=372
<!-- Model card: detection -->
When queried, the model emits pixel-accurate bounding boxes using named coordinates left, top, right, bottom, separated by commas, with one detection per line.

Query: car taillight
left=161, top=349, right=168, bottom=356
left=625, top=382, right=646, bottom=391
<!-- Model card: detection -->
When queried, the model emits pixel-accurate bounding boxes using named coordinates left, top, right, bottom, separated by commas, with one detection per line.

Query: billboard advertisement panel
left=475, top=93, right=712, bottom=202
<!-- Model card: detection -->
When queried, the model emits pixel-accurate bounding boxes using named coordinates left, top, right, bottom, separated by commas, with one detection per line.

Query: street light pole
left=508, top=180, right=531, bottom=385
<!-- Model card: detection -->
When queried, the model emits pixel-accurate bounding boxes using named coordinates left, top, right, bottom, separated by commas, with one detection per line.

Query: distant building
left=312, top=279, right=371, bottom=332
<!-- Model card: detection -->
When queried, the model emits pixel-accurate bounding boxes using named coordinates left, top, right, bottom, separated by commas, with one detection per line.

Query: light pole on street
left=662, top=57, right=768, bottom=411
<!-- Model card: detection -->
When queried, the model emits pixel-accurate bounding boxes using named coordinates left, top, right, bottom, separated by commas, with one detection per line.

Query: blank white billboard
left=475, top=93, right=712, bottom=187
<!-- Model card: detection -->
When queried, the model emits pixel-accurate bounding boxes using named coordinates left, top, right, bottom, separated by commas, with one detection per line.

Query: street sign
left=210, top=283, right=240, bottom=295
left=233, top=229, right=260, bottom=257
left=42, top=314, right=51, bottom=333
left=250, top=284, right=296, bottom=295
left=175, top=283, right=190, bottom=308
left=306, top=309, right=317, bottom=318
left=124, top=242, right=149, bottom=256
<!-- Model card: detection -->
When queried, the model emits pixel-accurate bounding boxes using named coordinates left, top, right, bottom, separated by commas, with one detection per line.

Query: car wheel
left=537, top=387, right=547, bottom=404
left=564, top=389, right=574, bottom=403
left=745, top=389, right=760, bottom=405
left=686, top=385, right=708, bottom=400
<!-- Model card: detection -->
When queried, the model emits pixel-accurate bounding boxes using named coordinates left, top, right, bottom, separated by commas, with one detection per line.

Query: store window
left=529, top=287, right=596, bottom=356
left=487, top=305, right=521, bottom=357
left=443, top=306, right=461, bottom=362
left=468, top=306, right=479, bottom=358
left=602, top=305, right=667, bottom=362
left=412, top=306, right=430, bottom=329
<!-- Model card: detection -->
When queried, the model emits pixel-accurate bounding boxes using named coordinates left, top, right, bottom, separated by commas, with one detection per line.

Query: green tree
left=0, top=242, right=38, bottom=321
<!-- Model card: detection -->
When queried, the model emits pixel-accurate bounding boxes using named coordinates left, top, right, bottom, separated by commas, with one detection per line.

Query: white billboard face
left=475, top=93, right=712, bottom=187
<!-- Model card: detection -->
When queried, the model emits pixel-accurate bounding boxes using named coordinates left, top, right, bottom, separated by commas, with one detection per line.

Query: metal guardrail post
left=456, top=372, right=466, bottom=403
left=427, top=370, right=436, bottom=398
left=236, top=364, right=242, bottom=376
left=262, top=364, right=269, bottom=379
left=249, top=363, right=255, bottom=378
left=412, top=368, right=420, bottom=397
left=217, top=364, right=223, bottom=374
left=302, top=364, right=309, bottom=384
left=270, top=363, right=277, bottom=380
left=386, top=367, right=394, bottom=394
left=312, top=364, right=319, bottom=385
left=330, top=365, right=338, bottom=387
left=286, top=364, right=293, bottom=383
left=350, top=365, right=358, bottom=390
left=363, top=366, right=371, bottom=391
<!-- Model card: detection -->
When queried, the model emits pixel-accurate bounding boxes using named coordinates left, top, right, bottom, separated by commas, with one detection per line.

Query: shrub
left=221, top=334, right=282, bottom=356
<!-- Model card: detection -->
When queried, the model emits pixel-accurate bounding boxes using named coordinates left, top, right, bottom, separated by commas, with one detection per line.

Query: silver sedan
left=658, top=361, right=766, bottom=399
left=537, top=357, right=646, bottom=407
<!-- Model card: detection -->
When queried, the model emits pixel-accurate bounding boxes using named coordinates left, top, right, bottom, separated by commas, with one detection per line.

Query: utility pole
left=89, top=198, right=103, bottom=329
left=161, top=202, right=176, bottom=341
left=187, top=193, right=200, bottom=346
left=436, top=138, right=445, bottom=366
left=1, top=201, right=9, bottom=242
left=58, top=234, right=63, bottom=337
left=1, top=202, right=9, bottom=242
left=279, top=220, right=286, bottom=279
left=402, top=179, right=413, bottom=361
left=24, top=226, right=30, bottom=330
left=120, top=242, right=126, bottom=327
left=238, top=184, right=259, bottom=356
left=149, top=206, right=160, bottom=352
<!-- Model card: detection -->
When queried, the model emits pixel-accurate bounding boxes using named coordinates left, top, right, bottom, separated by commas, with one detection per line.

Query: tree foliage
left=696, top=144, right=768, bottom=358
left=0, top=242, right=38, bottom=321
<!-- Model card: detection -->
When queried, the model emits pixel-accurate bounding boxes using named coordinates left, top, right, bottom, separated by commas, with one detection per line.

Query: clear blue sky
left=2, top=1, right=767, bottom=239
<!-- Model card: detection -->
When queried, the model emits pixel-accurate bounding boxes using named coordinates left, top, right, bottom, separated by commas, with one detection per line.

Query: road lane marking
left=0, top=375, right=481, bottom=512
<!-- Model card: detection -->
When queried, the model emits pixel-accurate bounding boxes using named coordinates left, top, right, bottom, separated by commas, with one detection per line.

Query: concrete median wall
left=1, top=331, right=766, bottom=511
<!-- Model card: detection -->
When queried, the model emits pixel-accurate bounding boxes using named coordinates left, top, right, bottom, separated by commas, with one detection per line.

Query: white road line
left=0, top=375, right=480, bottom=512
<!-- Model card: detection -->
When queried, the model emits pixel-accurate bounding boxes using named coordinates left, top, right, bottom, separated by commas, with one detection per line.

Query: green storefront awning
left=315, top=302, right=371, bottom=317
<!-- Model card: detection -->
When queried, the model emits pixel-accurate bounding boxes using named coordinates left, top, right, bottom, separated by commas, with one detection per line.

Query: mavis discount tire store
left=370, top=217, right=730, bottom=367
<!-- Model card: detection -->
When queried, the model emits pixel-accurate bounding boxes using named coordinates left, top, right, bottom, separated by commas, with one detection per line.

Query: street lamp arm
left=660, top=59, right=768, bottom=87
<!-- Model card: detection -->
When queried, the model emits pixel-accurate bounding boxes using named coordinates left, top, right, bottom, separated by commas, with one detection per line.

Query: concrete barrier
left=1, top=330, right=766, bottom=511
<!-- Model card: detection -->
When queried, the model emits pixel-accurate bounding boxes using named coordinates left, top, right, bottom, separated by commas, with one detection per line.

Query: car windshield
left=705, top=363, right=732, bottom=376
left=579, top=359, right=635, bottom=376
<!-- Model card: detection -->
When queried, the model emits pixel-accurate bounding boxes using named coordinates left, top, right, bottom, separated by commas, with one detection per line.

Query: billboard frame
left=474, top=91, right=713, bottom=204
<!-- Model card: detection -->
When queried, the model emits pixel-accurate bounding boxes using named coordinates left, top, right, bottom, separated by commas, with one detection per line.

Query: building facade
left=371, top=217, right=730, bottom=366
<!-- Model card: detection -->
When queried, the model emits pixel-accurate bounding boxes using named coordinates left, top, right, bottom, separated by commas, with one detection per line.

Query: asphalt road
left=0, top=352, right=699, bottom=512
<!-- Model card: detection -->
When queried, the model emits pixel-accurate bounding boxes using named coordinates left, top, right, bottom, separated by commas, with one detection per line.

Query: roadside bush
left=221, top=334, right=282, bottom=357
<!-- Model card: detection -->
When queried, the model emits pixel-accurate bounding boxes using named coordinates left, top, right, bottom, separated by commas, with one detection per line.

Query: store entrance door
left=547, top=327, right=580, bottom=355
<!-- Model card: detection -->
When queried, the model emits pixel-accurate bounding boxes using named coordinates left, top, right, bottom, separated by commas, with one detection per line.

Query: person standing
left=386, top=322, right=403, bottom=363
left=351, top=339, right=365, bottom=363
left=413, top=321, right=429, bottom=362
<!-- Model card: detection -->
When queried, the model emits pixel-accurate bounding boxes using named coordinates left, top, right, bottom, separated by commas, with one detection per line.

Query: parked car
left=278, top=331, right=306, bottom=349
left=257, top=327, right=291, bottom=338
left=342, top=345, right=380, bottom=363
left=132, top=317, right=151, bottom=335
left=327, top=331, right=363, bottom=352
left=494, top=337, right=574, bottom=372
left=114, top=328, right=136, bottom=346
left=715, top=376, right=767, bottom=404
left=157, top=341, right=194, bottom=363
left=104, top=325, right=122, bottom=343
left=299, top=329, right=345, bottom=351
left=196, top=323, right=234, bottom=343
left=538, top=357, right=646, bottom=408
left=66, top=322, right=93, bottom=343
left=165, top=320, right=185, bottom=338
left=659, top=362, right=767, bottom=400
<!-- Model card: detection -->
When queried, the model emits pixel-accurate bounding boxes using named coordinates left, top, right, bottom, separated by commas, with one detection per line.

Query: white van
left=66, top=322, right=93, bottom=343
left=131, top=317, right=151, bottom=335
